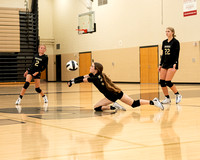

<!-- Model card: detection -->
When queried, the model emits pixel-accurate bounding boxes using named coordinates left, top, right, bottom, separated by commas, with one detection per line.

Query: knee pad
left=160, top=79, right=166, bottom=87
left=94, top=106, right=102, bottom=111
left=166, top=81, right=173, bottom=87
left=23, top=82, right=30, bottom=89
left=132, top=100, right=140, bottom=108
left=35, top=87, right=42, bottom=93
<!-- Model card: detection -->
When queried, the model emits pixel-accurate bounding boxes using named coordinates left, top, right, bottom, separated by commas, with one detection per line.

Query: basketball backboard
left=78, top=11, right=96, bottom=34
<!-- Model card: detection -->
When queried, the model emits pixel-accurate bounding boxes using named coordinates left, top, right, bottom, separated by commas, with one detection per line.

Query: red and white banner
left=183, top=0, right=197, bottom=17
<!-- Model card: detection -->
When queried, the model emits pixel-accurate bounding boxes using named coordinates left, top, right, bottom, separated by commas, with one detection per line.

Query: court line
left=177, top=104, right=200, bottom=108
left=0, top=113, right=148, bottom=148
left=0, top=88, right=191, bottom=96
left=1, top=109, right=200, bottom=159
left=24, top=139, right=200, bottom=160
left=3, top=109, right=200, bottom=151
left=0, top=89, right=140, bottom=96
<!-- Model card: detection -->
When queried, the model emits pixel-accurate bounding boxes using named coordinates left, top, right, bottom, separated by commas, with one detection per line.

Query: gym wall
left=38, top=0, right=55, bottom=81
left=0, top=0, right=25, bottom=9
left=38, top=0, right=200, bottom=82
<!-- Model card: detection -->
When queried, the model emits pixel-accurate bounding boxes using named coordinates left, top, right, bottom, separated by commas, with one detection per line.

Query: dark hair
left=94, top=62, right=121, bottom=93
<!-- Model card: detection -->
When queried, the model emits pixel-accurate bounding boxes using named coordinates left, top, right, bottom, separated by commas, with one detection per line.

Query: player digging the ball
left=67, top=62, right=164, bottom=112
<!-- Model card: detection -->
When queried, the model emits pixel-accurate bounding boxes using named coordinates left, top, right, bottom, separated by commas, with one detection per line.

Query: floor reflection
left=140, top=83, right=159, bottom=100
left=0, top=104, right=119, bottom=120
left=14, top=104, right=49, bottom=158
left=89, top=111, right=133, bottom=160
left=21, top=114, right=49, bottom=159
left=160, top=106, right=182, bottom=160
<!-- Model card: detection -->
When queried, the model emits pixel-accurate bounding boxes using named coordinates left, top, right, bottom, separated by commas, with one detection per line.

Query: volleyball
left=66, top=60, right=78, bottom=71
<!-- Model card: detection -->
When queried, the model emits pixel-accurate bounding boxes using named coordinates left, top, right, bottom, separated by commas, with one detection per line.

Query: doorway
left=140, top=46, right=159, bottom=84
left=140, top=46, right=159, bottom=99
left=56, top=54, right=61, bottom=82
left=79, top=52, right=92, bottom=76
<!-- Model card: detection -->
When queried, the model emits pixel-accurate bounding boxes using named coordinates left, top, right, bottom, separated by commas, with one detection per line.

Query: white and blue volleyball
left=66, top=60, right=78, bottom=71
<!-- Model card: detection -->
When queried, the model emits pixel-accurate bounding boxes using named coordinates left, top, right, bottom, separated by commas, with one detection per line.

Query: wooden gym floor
left=0, top=82, right=200, bottom=160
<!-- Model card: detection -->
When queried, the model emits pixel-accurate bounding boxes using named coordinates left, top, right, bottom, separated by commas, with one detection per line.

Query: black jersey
left=28, top=54, right=48, bottom=73
left=87, top=73, right=123, bottom=102
left=160, top=38, right=180, bottom=69
left=87, top=73, right=109, bottom=95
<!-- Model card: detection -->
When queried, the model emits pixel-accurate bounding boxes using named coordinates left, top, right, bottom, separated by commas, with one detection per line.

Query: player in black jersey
left=15, top=45, right=48, bottom=105
left=67, top=62, right=164, bottom=111
left=159, top=27, right=182, bottom=104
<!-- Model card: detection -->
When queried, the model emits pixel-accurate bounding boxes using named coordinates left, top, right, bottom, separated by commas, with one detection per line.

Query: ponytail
left=101, top=73, right=121, bottom=93
left=94, top=62, right=121, bottom=93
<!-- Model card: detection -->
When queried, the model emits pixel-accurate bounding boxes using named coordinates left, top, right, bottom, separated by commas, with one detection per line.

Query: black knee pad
left=23, top=81, right=30, bottom=89
left=132, top=100, right=140, bottom=108
left=35, top=87, right=42, bottom=93
left=166, top=81, right=173, bottom=87
left=94, top=106, right=102, bottom=111
left=160, top=79, right=166, bottom=87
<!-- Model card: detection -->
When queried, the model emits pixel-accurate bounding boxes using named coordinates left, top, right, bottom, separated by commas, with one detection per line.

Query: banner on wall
left=183, top=0, right=197, bottom=17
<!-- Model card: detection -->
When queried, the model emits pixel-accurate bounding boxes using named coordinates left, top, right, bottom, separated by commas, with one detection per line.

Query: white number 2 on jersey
left=35, top=60, right=39, bottom=67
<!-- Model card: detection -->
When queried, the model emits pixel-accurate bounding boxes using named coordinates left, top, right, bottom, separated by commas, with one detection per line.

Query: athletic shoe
left=176, top=94, right=182, bottom=104
left=113, top=102, right=126, bottom=111
left=15, top=97, right=22, bottom=105
left=153, top=98, right=164, bottom=110
left=43, top=95, right=48, bottom=103
left=161, top=97, right=171, bottom=104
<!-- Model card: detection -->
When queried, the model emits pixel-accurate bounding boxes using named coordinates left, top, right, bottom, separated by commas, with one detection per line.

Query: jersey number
left=35, top=60, right=40, bottom=67
left=165, top=49, right=170, bottom=55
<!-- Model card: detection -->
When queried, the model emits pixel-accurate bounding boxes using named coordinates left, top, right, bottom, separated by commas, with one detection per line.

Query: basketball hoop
left=76, top=29, right=88, bottom=34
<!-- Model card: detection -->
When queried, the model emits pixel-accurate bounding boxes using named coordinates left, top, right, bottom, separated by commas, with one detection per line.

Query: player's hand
left=33, top=72, right=39, bottom=76
left=158, top=66, right=162, bottom=72
left=67, top=80, right=73, bottom=87
left=173, top=64, right=176, bottom=71
left=24, top=71, right=28, bottom=77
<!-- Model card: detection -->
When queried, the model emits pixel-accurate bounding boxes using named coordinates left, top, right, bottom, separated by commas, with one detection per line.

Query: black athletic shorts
left=28, top=70, right=41, bottom=79
left=162, top=64, right=178, bottom=70
left=105, top=91, right=124, bottom=102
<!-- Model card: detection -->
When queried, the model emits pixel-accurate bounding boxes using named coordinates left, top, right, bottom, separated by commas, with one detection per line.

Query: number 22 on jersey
left=165, top=49, right=170, bottom=55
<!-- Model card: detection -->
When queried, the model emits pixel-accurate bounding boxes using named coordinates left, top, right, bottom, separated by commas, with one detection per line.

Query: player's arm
left=23, top=55, right=36, bottom=77
left=67, top=75, right=87, bottom=87
left=24, top=70, right=28, bottom=77
left=41, top=56, right=49, bottom=72
left=173, top=41, right=180, bottom=68
left=67, top=73, right=94, bottom=87
left=83, top=73, right=94, bottom=82
left=32, top=72, right=39, bottom=76
left=160, top=41, right=165, bottom=66
left=28, top=54, right=36, bottom=71
left=159, top=42, right=165, bottom=72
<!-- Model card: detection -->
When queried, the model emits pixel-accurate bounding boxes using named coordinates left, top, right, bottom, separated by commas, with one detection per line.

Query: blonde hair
left=94, top=62, right=121, bottom=93
left=38, top=44, right=46, bottom=49
left=167, top=27, right=176, bottom=37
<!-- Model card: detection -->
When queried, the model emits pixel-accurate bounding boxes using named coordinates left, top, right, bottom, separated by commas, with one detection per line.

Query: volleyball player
left=67, top=62, right=164, bottom=111
left=15, top=45, right=48, bottom=105
left=159, top=27, right=182, bottom=104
